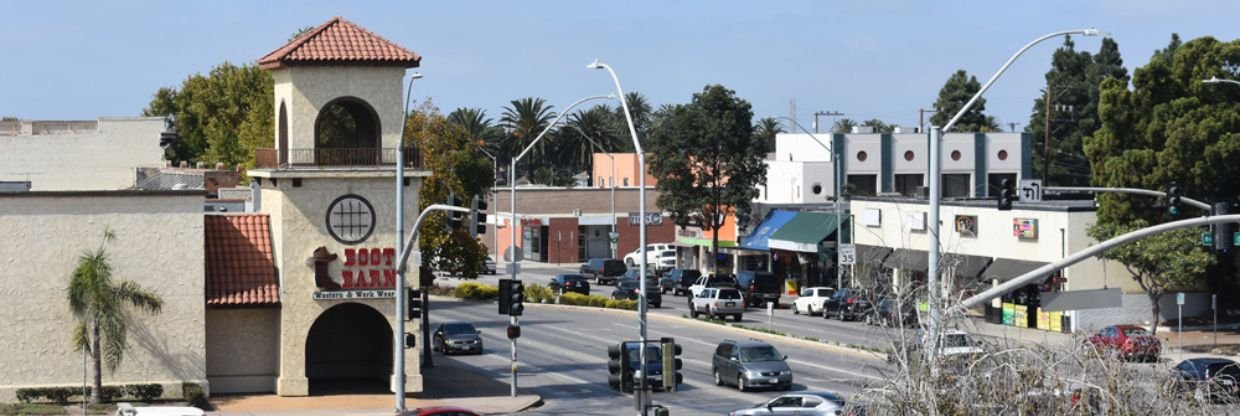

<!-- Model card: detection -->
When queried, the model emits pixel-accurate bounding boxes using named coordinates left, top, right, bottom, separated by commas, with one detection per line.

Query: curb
left=433, top=295, right=887, bottom=361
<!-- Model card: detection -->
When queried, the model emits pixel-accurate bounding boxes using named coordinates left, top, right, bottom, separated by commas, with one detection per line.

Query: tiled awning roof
left=205, top=214, right=279, bottom=306
left=258, top=16, right=422, bottom=69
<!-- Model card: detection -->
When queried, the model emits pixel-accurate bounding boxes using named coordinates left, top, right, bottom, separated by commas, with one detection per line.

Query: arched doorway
left=278, top=101, right=289, bottom=165
left=314, top=97, right=381, bottom=165
left=305, top=303, right=392, bottom=394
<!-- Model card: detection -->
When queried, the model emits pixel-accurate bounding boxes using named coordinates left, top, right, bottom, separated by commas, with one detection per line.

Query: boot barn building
left=0, top=17, right=433, bottom=400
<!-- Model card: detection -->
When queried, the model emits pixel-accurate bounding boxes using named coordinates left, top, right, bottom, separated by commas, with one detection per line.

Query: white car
left=115, top=403, right=204, bottom=416
left=688, top=274, right=739, bottom=299
left=623, top=243, right=673, bottom=267
left=791, top=287, right=834, bottom=316
left=654, top=249, right=676, bottom=271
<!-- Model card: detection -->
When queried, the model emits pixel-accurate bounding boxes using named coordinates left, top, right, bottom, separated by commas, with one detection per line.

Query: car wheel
left=691, top=307, right=699, bottom=318
left=713, top=369, right=723, bottom=386
left=709, top=308, right=717, bottom=320
left=792, top=304, right=800, bottom=315
left=736, top=374, right=746, bottom=392
left=734, top=314, right=743, bottom=322
left=837, top=309, right=846, bottom=321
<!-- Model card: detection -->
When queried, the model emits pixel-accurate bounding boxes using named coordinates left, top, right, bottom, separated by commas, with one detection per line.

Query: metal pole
left=835, top=140, right=843, bottom=291
left=1214, top=294, right=1219, bottom=348
left=510, top=161, right=519, bottom=398
left=927, top=126, right=942, bottom=375
left=612, top=156, right=617, bottom=258
left=1178, top=302, right=1183, bottom=360
left=394, top=72, right=421, bottom=413
left=1045, top=186, right=1211, bottom=211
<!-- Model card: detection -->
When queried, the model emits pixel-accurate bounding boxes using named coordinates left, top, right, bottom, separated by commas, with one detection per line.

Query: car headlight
left=780, top=370, right=791, bottom=375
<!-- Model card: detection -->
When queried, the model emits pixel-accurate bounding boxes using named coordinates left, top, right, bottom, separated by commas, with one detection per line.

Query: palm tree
left=980, top=115, right=1003, bottom=133
left=449, top=107, right=505, bottom=163
left=69, top=228, right=163, bottom=404
left=860, top=118, right=892, bottom=133
left=753, top=117, right=784, bottom=154
left=559, top=104, right=622, bottom=173
left=500, top=98, right=556, bottom=176
left=831, top=117, right=858, bottom=134
left=615, top=91, right=653, bottom=138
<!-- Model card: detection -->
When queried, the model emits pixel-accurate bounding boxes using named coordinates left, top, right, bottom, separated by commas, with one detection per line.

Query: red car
left=1086, top=325, right=1161, bottom=362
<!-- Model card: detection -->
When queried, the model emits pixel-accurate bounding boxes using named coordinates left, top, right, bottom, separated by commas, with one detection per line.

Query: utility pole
left=919, top=108, right=937, bottom=133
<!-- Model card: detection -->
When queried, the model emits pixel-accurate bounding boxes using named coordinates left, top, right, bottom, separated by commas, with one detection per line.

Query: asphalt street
left=426, top=295, right=890, bottom=415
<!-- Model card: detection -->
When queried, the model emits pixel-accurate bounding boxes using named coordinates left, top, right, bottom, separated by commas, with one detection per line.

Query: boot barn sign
left=310, top=247, right=399, bottom=300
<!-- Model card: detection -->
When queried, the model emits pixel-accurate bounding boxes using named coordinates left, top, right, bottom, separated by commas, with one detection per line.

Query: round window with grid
left=326, top=194, right=376, bottom=245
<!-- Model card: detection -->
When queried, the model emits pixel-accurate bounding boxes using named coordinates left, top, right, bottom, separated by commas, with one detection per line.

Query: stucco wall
left=0, top=117, right=166, bottom=191
left=206, top=308, right=279, bottom=394
left=273, top=66, right=406, bottom=151
left=262, top=175, right=422, bottom=396
left=0, top=192, right=205, bottom=401
left=761, top=160, right=832, bottom=204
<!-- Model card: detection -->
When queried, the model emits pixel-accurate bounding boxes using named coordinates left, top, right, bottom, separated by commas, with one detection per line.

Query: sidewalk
left=206, top=359, right=541, bottom=415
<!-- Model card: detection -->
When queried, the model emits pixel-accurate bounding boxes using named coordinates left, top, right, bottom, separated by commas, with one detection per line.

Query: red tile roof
left=205, top=214, right=279, bottom=306
left=258, top=16, right=421, bottom=70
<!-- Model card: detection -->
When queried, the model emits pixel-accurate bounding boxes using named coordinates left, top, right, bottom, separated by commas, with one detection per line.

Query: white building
left=0, top=117, right=167, bottom=191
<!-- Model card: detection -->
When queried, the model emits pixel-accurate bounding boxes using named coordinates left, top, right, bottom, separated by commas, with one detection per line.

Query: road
left=426, top=295, right=890, bottom=415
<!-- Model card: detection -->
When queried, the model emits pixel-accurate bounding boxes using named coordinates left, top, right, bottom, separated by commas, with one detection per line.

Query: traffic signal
left=446, top=194, right=465, bottom=231
left=406, top=288, right=422, bottom=320
left=470, top=196, right=488, bottom=237
left=998, top=179, right=1016, bottom=211
left=608, top=342, right=633, bottom=393
left=1168, top=183, right=1184, bottom=218
left=506, top=325, right=521, bottom=339
left=509, top=279, right=525, bottom=316
left=499, top=278, right=512, bottom=315
left=660, top=337, right=683, bottom=392
left=1213, top=202, right=1233, bottom=253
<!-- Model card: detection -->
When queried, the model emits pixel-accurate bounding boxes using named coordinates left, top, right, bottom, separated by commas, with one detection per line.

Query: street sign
left=609, top=231, right=620, bottom=243
left=628, top=213, right=663, bottom=226
left=1202, top=232, right=1214, bottom=247
left=504, top=246, right=524, bottom=262
left=411, top=251, right=422, bottom=267
left=838, top=244, right=856, bottom=266
left=766, top=302, right=774, bottom=317
left=1018, top=179, right=1043, bottom=202
left=1176, top=292, right=1185, bottom=306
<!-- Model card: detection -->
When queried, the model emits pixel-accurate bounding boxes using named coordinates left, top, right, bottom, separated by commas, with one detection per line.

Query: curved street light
left=775, top=116, right=846, bottom=293
left=1204, top=76, right=1240, bottom=87
left=926, top=28, right=1106, bottom=377
left=507, top=93, right=614, bottom=397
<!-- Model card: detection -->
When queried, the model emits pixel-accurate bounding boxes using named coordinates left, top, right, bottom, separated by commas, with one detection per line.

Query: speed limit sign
left=838, top=244, right=856, bottom=266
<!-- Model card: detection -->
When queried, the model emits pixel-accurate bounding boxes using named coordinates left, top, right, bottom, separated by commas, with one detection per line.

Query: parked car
left=623, top=243, right=674, bottom=267
left=736, top=271, right=782, bottom=307
left=654, top=249, right=677, bottom=271
left=608, top=342, right=668, bottom=392
left=581, top=258, right=627, bottom=285
left=668, top=269, right=702, bottom=296
left=689, top=274, right=740, bottom=298
left=1166, top=357, right=1240, bottom=402
left=432, top=322, right=483, bottom=355
left=411, top=407, right=482, bottom=416
left=482, top=256, right=496, bottom=275
left=866, top=297, right=918, bottom=327
left=712, top=339, right=793, bottom=392
left=822, top=288, right=873, bottom=321
left=892, top=329, right=984, bottom=365
left=611, top=279, right=662, bottom=308
left=690, top=287, right=745, bottom=321
left=114, top=403, right=204, bottom=416
left=549, top=273, right=591, bottom=296
left=791, top=287, right=834, bottom=316
left=1086, top=325, right=1161, bottom=362
left=624, top=269, right=673, bottom=293
left=728, top=391, right=847, bottom=416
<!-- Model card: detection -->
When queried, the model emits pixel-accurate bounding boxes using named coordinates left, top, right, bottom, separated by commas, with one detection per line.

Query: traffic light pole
left=1044, top=186, right=1211, bottom=211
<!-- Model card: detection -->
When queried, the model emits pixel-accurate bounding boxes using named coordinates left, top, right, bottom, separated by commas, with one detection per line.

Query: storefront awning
left=983, top=258, right=1049, bottom=282
left=675, top=236, right=738, bottom=248
left=943, top=253, right=992, bottom=278
left=883, top=248, right=929, bottom=272
left=769, top=212, right=844, bottom=253
left=856, top=245, right=893, bottom=265
left=739, top=210, right=797, bottom=251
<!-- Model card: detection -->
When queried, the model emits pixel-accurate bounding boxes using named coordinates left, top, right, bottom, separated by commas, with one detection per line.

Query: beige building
left=0, top=117, right=167, bottom=191
left=0, top=190, right=207, bottom=402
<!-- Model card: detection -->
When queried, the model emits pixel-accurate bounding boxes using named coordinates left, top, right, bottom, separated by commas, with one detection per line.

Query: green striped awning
left=768, top=212, right=845, bottom=253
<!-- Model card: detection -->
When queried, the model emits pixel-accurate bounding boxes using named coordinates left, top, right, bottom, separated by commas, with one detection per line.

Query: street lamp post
left=587, top=59, right=649, bottom=415
left=1204, top=76, right=1240, bottom=87
left=776, top=116, right=844, bottom=292
left=927, top=29, right=1104, bottom=376
left=567, top=125, right=618, bottom=258
left=508, top=93, right=615, bottom=398
left=477, top=147, right=501, bottom=261
left=394, top=71, right=422, bottom=414
left=813, top=110, right=845, bottom=134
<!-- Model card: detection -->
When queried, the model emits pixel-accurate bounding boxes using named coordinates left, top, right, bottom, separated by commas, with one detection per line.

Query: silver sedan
left=729, top=391, right=848, bottom=416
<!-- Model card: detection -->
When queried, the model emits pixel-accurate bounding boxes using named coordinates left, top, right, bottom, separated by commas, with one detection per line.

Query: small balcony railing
left=254, top=147, right=422, bottom=169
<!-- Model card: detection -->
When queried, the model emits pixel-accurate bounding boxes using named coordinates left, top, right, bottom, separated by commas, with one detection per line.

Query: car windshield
left=660, top=250, right=675, bottom=257
left=627, top=347, right=661, bottom=363
left=718, top=289, right=742, bottom=300
left=618, top=281, right=639, bottom=290
left=443, top=323, right=476, bottom=335
left=740, top=346, right=782, bottom=362
left=1208, top=362, right=1240, bottom=378
left=1121, top=328, right=1149, bottom=337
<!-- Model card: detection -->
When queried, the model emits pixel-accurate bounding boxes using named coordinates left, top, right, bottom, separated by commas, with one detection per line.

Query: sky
left=4, top=0, right=1240, bottom=132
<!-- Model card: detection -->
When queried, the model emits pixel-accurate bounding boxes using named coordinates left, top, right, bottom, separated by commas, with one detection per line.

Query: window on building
left=623, top=177, right=629, bottom=187
left=895, top=174, right=923, bottom=197
left=942, top=174, right=971, bottom=198
left=987, top=173, right=1017, bottom=198
left=847, top=175, right=877, bottom=196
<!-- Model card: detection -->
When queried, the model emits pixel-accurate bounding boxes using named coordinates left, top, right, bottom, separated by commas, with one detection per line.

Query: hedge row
left=453, top=282, right=499, bottom=300
left=447, top=282, right=637, bottom=311
left=16, top=383, right=164, bottom=404
left=558, top=292, right=638, bottom=310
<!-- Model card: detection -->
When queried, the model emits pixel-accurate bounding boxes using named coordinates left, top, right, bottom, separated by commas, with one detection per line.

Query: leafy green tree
left=1029, top=37, right=1128, bottom=185
left=1084, top=34, right=1240, bottom=327
left=406, top=100, right=492, bottom=277
left=648, top=85, right=768, bottom=271
left=500, top=97, right=556, bottom=173
left=754, top=117, right=784, bottom=153
left=143, top=62, right=273, bottom=169
left=68, top=228, right=163, bottom=403
left=930, top=70, right=990, bottom=132
left=831, top=117, right=857, bottom=134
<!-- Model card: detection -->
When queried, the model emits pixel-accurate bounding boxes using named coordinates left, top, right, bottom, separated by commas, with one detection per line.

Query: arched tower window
left=313, top=97, right=382, bottom=165
left=278, top=101, right=289, bottom=165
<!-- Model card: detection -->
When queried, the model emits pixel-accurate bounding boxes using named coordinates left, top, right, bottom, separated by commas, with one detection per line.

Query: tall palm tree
left=753, top=117, right=784, bottom=154
left=559, top=104, right=622, bottom=173
left=448, top=107, right=492, bottom=141
left=615, top=91, right=653, bottom=138
left=860, top=118, right=892, bottom=133
left=69, top=228, right=163, bottom=404
left=831, top=117, right=858, bottom=134
left=500, top=98, right=556, bottom=176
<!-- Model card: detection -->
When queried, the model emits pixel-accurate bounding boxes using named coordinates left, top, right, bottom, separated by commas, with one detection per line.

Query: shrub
left=182, top=382, right=208, bottom=410
left=524, top=283, right=547, bottom=303
left=453, top=282, right=498, bottom=301
left=559, top=292, right=588, bottom=306
left=125, top=384, right=164, bottom=402
left=604, top=299, right=624, bottom=309
left=15, top=387, right=77, bottom=404
left=538, top=286, right=554, bottom=303
left=89, top=386, right=123, bottom=402
left=587, top=295, right=608, bottom=308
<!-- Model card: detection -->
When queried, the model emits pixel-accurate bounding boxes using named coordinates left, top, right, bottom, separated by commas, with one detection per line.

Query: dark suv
left=822, top=288, right=872, bottom=321
left=581, top=258, right=627, bottom=285
left=711, top=339, right=792, bottom=392
left=668, top=269, right=702, bottom=296
left=736, top=271, right=782, bottom=307
left=608, top=343, right=667, bottom=392
left=549, top=274, right=591, bottom=296
left=611, top=279, right=662, bottom=308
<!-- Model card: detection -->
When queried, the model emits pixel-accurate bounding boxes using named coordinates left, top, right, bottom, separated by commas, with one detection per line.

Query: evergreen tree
left=930, top=70, right=989, bottom=132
